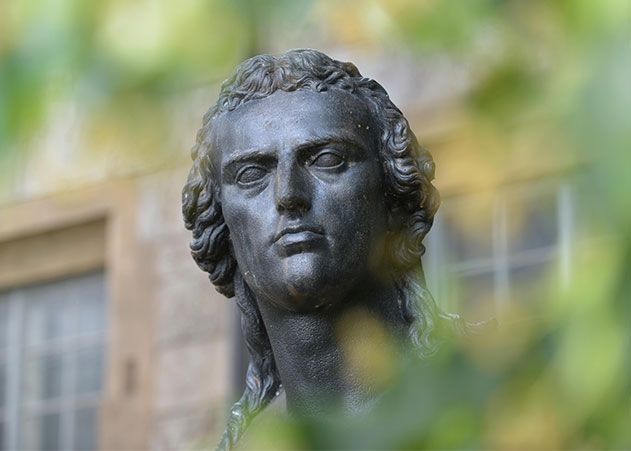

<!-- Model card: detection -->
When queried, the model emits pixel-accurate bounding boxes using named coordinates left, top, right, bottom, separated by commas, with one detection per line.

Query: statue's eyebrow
left=222, top=148, right=276, bottom=171
left=293, top=132, right=369, bottom=154
left=222, top=132, right=371, bottom=172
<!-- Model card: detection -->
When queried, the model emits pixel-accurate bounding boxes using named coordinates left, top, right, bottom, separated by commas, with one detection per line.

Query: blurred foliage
left=0, top=0, right=304, bottom=193
left=1, top=0, right=630, bottom=448
left=243, top=1, right=631, bottom=449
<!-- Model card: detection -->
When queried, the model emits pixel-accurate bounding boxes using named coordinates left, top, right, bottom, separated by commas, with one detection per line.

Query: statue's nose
left=274, top=161, right=311, bottom=214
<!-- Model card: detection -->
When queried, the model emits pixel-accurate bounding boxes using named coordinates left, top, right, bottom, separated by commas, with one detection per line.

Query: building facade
left=0, top=47, right=578, bottom=450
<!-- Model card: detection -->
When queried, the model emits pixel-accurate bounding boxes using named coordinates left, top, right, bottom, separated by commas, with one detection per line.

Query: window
left=425, top=179, right=574, bottom=321
left=0, top=271, right=107, bottom=451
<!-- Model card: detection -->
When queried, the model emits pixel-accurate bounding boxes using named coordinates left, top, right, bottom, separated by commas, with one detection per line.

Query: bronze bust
left=182, top=49, right=465, bottom=450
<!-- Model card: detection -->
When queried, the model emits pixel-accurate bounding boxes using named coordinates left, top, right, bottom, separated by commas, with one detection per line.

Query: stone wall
left=0, top=166, right=235, bottom=450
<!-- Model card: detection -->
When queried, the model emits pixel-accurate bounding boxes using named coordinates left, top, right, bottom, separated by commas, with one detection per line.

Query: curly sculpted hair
left=182, top=49, right=462, bottom=450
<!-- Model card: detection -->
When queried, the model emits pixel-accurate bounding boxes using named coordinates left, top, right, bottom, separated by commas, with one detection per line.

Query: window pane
left=22, top=412, right=61, bottom=451
left=510, top=261, right=552, bottom=306
left=452, top=271, right=495, bottom=322
left=0, top=296, right=7, bottom=451
left=24, top=283, right=73, bottom=346
left=0, top=296, right=8, bottom=351
left=73, top=406, right=98, bottom=451
left=441, top=196, right=494, bottom=263
left=74, top=274, right=106, bottom=335
left=0, top=363, right=5, bottom=408
left=24, top=353, right=64, bottom=401
left=76, top=347, right=104, bottom=395
left=507, top=189, right=558, bottom=254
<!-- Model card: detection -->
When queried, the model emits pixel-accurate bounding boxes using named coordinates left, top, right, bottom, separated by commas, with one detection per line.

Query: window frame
left=0, top=271, right=108, bottom=451
left=425, top=177, right=575, bottom=319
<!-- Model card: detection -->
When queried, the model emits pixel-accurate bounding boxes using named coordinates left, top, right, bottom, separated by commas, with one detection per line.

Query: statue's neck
left=255, top=278, right=408, bottom=417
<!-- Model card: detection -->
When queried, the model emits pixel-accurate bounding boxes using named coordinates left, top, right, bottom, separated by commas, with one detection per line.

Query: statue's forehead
left=210, top=89, right=378, bottom=158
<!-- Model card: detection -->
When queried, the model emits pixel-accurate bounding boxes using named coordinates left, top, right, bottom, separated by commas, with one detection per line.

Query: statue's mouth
left=274, top=224, right=324, bottom=243
left=274, top=225, right=325, bottom=256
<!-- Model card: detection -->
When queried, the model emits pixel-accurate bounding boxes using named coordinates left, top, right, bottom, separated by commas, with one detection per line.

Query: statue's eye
left=236, top=166, right=268, bottom=185
left=309, top=152, right=345, bottom=169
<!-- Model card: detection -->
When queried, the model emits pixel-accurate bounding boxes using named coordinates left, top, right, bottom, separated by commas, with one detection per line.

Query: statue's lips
left=273, top=225, right=325, bottom=254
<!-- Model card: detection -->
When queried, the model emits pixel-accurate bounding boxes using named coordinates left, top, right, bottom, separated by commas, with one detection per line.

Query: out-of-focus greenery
left=2, top=0, right=629, bottom=449
left=0, top=0, right=310, bottom=194
left=243, top=1, right=631, bottom=449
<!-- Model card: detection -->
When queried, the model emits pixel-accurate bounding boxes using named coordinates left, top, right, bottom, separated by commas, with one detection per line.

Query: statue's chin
left=259, top=277, right=349, bottom=313
left=247, top=266, right=355, bottom=313
left=241, top=251, right=370, bottom=312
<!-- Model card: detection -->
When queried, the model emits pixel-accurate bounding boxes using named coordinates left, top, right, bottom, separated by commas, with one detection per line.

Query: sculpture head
left=213, top=88, right=393, bottom=312
left=182, top=49, right=445, bottom=449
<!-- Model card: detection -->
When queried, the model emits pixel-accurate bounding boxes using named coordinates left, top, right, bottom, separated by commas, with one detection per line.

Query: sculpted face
left=213, top=89, right=389, bottom=311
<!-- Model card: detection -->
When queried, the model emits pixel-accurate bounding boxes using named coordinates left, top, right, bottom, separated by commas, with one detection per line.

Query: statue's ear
left=386, top=204, right=407, bottom=233
left=383, top=207, right=411, bottom=271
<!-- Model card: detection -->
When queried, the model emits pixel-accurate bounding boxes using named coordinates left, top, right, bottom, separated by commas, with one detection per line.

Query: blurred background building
left=0, top=1, right=628, bottom=450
